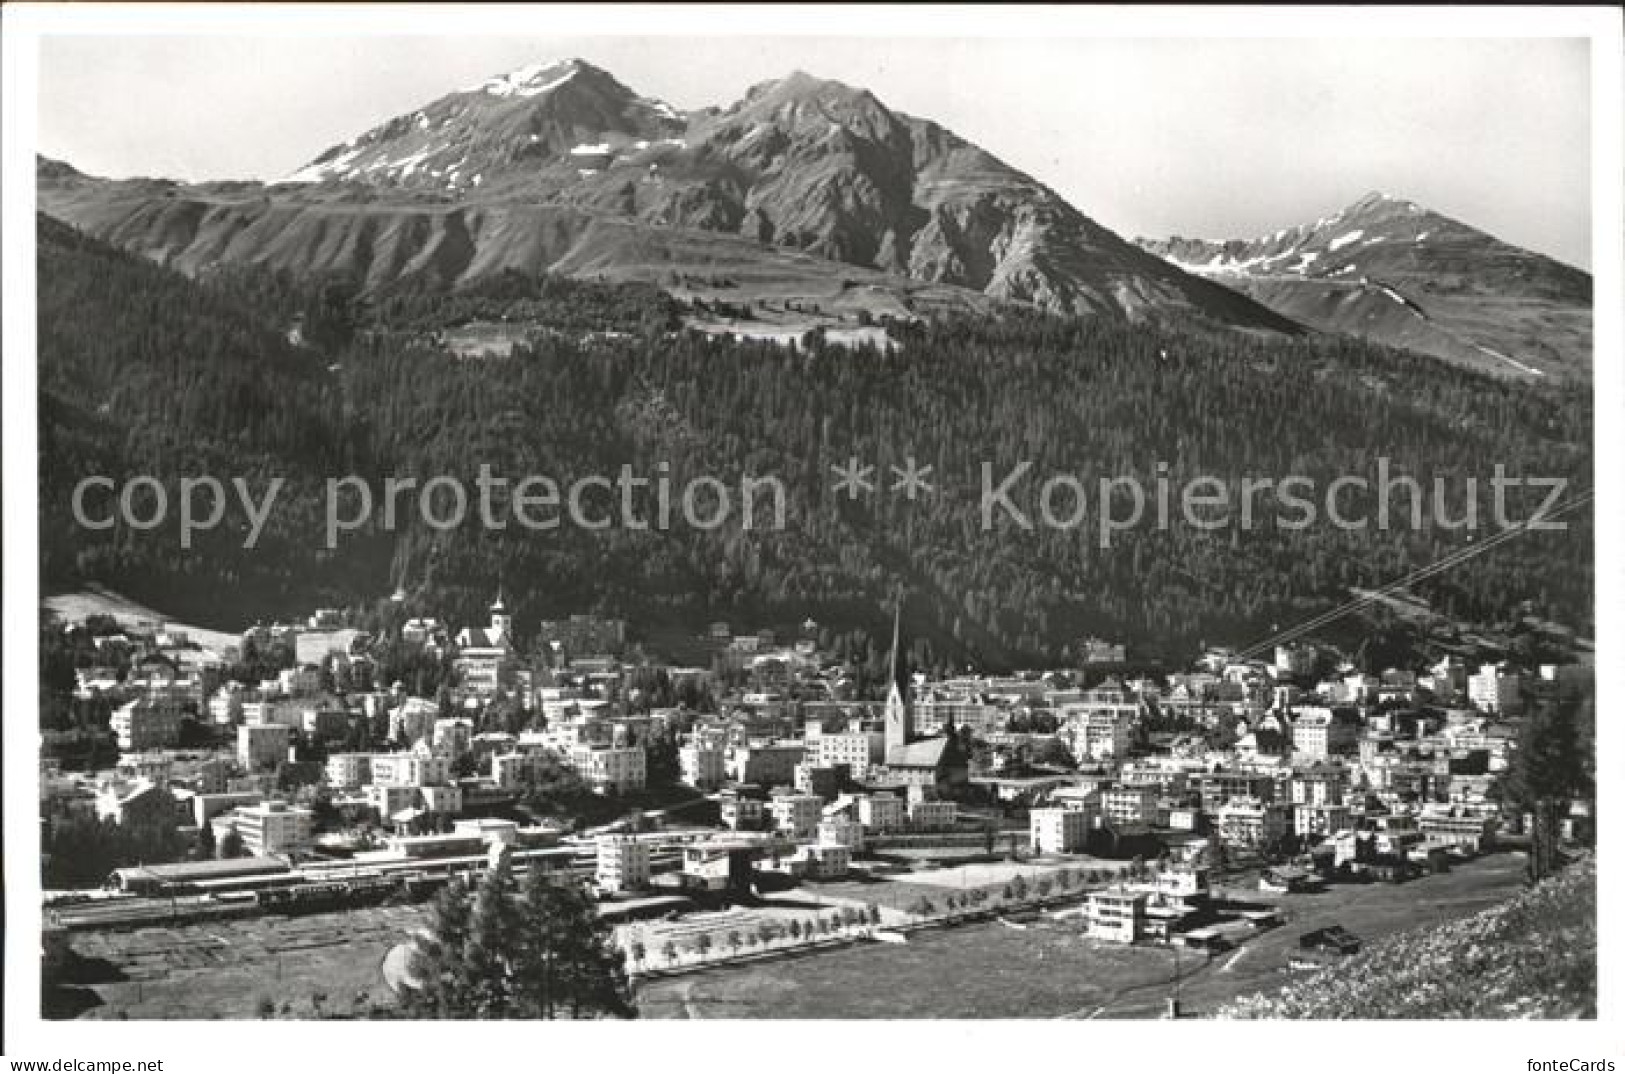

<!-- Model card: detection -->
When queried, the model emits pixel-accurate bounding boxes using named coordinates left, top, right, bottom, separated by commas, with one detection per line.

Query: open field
left=51, top=903, right=429, bottom=1019
left=45, top=586, right=360, bottom=665
left=47, top=852, right=1531, bottom=1020
left=638, top=853, right=1529, bottom=1019
left=45, top=587, right=241, bottom=654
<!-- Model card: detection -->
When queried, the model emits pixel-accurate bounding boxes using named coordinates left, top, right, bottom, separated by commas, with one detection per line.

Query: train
left=58, top=843, right=683, bottom=931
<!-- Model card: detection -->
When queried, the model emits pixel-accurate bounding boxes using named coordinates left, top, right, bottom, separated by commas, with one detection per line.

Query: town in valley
left=38, top=586, right=1595, bottom=1019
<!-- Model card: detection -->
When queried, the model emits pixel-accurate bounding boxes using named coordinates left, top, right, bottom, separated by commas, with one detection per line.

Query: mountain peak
left=81, top=61, right=1304, bottom=334
left=462, top=58, right=576, bottom=97
left=1135, top=189, right=1591, bottom=378
left=743, top=69, right=876, bottom=107
left=461, top=57, right=621, bottom=99
left=1344, top=190, right=1424, bottom=219
left=778, top=69, right=849, bottom=91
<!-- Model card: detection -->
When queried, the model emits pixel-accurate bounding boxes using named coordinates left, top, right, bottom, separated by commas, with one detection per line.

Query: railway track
left=49, top=849, right=684, bottom=931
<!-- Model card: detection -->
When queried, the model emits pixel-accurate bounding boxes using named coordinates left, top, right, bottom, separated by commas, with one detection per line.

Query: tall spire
left=489, top=583, right=512, bottom=645
left=888, top=587, right=903, bottom=690
left=884, top=585, right=913, bottom=756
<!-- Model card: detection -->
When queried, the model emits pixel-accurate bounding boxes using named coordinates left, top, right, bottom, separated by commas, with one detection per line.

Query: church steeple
left=888, top=596, right=902, bottom=688
left=884, top=589, right=913, bottom=756
left=489, top=587, right=511, bottom=643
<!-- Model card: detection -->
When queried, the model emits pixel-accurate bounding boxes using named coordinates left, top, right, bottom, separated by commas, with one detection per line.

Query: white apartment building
left=913, top=700, right=1001, bottom=736
left=595, top=835, right=651, bottom=893
left=1118, top=763, right=1190, bottom=798
left=857, top=792, right=907, bottom=833
left=1289, top=765, right=1348, bottom=807
left=770, top=793, right=824, bottom=838
left=370, top=752, right=451, bottom=788
left=1030, top=807, right=1091, bottom=854
left=325, top=752, right=373, bottom=789
left=679, top=744, right=727, bottom=790
left=419, top=784, right=464, bottom=815
left=1468, top=664, right=1522, bottom=715
left=720, top=795, right=766, bottom=831
left=116, top=751, right=172, bottom=785
left=1102, top=786, right=1157, bottom=826
left=366, top=783, right=419, bottom=821
left=492, top=750, right=553, bottom=790
left=908, top=798, right=957, bottom=830
left=1216, top=797, right=1292, bottom=847
left=1085, top=888, right=1146, bottom=943
left=212, top=800, right=312, bottom=855
left=1290, top=707, right=1360, bottom=760
left=796, top=842, right=851, bottom=879
left=1293, top=802, right=1352, bottom=839
left=571, top=745, right=647, bottom=795
left=1417, top=810, right=1496, bottom=852
left=817, top=816, right=863, bottom=851
left=1061, top=706, right=1135, bottom=761
left=110, top=699, right=181, bottom=751
left=239, top=700, right=274, bottom=727
left=813, top=731, right=884, bottom=779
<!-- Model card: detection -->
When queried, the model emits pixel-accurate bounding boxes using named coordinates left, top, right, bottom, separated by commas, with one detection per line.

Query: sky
left=37, top=35, right=1593, bottom=268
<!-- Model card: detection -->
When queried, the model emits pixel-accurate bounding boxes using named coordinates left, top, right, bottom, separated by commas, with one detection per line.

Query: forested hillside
left=38, top=214, right=1592, bottom=666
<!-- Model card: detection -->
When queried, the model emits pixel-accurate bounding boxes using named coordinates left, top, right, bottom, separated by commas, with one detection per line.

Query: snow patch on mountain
left=1328, top=230, right=1364, bottom=252
left=286, top=144, right=366, bottom=183
left=472, top=60, right=580, bottom=99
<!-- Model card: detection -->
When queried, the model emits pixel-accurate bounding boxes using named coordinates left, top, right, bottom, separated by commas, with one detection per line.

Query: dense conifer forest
left=38, top=214, right=1592, bottom=667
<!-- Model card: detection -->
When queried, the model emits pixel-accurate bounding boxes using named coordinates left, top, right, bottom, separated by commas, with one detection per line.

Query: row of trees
left=632, top=903, right=885, bottom=967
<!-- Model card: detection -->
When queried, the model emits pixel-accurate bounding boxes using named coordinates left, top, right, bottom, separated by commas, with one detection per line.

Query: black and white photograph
left=2, top=3, right=1621, bottom=1065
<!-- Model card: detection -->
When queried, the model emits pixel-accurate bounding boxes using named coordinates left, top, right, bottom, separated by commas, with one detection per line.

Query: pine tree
left=402, top=863, right=632, bottom=1020
left=461, top=856, right=522, bottom=1016
left=218, top=825, right=246, bottom=859
left=1504, top=690, right=1594, bottom=883
left=514, top=867, right=634, bottom=1019
left=194, top=820, right=216, bottom=861
left=404, top=877, right=474, bottom=1018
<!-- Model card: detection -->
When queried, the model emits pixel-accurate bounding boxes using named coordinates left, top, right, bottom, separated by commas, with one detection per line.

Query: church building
left=874, top=597, right=968, bottom=790
left=454, top=591, right=514, bottom=694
